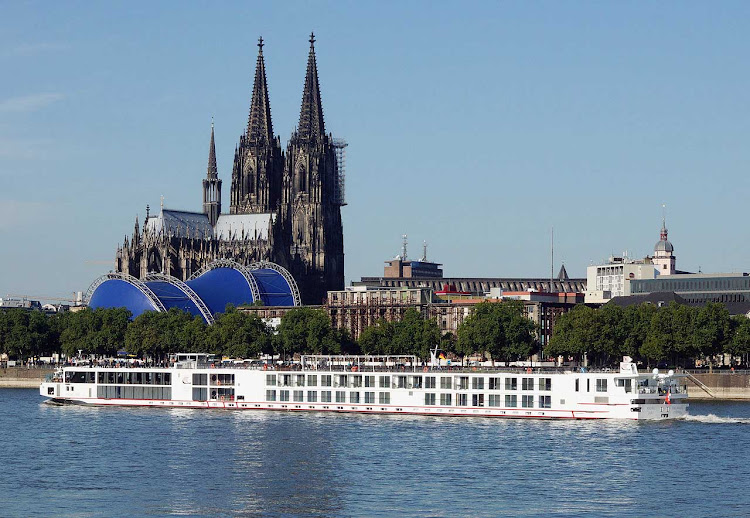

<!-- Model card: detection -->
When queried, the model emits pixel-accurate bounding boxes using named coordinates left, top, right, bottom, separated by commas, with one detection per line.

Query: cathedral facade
left=116, top=35, right=345, bottom=305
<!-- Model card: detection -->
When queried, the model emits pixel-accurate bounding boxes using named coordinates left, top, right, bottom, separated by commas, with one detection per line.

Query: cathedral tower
left=202, top=120, right=222, bottom=226
left=231, top=37, right=283, bottom=214
left=281, top=33, right=345, bottom=303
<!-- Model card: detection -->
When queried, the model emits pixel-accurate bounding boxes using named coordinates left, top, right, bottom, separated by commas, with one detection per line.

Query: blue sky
left=1, top=1, right=749, bottom=301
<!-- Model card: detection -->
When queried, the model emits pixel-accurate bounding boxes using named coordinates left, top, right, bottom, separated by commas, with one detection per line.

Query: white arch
left=144, top=273, right=215, bottom=325
left=247, top=261, right=302, bottom=307
left=85, top=272, right=166, bottom=313
left=187, top=259, right=261, bottom=304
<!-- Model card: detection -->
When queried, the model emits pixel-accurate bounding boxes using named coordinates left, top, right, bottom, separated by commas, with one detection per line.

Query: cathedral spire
left=297, top=32, right=325, bottom=143
left=247, top=36, right=274, bottom=144
left=207, top=118, right=218, bottom=179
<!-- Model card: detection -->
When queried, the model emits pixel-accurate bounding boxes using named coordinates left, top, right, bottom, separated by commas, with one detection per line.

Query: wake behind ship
left=40, top=354, right=688, bottom=420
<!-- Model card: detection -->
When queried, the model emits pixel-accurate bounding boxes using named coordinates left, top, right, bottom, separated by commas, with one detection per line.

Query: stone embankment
left=0, top=367, right=55, bottom=388
left=685, top=372, right=750, bottom=400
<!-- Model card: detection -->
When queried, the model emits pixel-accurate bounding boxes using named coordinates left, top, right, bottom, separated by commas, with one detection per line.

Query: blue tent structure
left=87, top=260, right=300, bottom=323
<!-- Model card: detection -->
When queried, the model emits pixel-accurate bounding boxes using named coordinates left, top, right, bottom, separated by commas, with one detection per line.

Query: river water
left=0, top=389, right=748, bottom=517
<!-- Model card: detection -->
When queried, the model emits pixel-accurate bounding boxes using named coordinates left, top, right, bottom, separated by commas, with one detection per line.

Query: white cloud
left=0, top=93, right=65, bottom=113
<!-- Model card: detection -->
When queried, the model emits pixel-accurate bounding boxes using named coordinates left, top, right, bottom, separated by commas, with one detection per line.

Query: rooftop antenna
left=401, top=234, right=408, bottom=261
left=422, top=240, right=428, bottom=262
left=550, top=226, right=554, bottom=290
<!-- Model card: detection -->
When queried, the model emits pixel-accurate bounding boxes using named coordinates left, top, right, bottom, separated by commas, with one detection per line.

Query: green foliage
left=275, top=307, right=345, bottom=358
left=457, top=301, right=535, bottom=363
left=728, top=315, right=750, bottom=360
left=206, top=306, right=270, bottom=359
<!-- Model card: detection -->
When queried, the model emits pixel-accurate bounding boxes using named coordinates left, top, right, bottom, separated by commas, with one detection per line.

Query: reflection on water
left=2, top=392, right=750, bottom=517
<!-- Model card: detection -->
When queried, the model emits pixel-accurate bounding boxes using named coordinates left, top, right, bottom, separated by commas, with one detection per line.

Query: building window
left=505, top=377, right=517, bottom=390
left=522, top=378, right=534, bottom=390
left=425, top=393, right=436, bottom=406
left=539, top=395, right=551, bottom=408
left=505, top=394, right=517, bottom=407
left=522, top=395, right=534, bottom=408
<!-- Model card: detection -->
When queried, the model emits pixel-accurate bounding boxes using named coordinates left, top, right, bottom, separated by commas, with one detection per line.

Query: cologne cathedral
left=116, top=34, right=345, bottom=305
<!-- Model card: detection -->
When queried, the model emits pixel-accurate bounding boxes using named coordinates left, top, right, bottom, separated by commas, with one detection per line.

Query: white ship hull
left=40, top=358, right=688, bottom=420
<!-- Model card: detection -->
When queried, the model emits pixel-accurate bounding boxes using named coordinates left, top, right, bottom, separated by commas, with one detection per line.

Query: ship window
left=296, top=375, right=305, bottom=387
left=193, top=387, right=208, bottom=401
left=379, top=376, right=390, bottom=388
left=338, top=375, right=348, bottom=387
left=321, top=391, right=331, bottom=402
left=293, top=390, right=303, bottom=402
left=505, top=394, right=517, bottom=407
left=97, top=373, right=105, bottom=384
left=396, top=376, right=408, bottom=389
left=307, top=375, right=318, bottom=387
left=266, top=390, right=276, bottom=401
left=587, top=379, right=590, bottom=392
left=365, top=392, right=375, bottom=404
left=282, top=375, right=292, bottom=387
left=440, top=393, right=452, bottom=406
left=596, top=379, right=608, bottom=392
left=351, top=375, right=362, bottom=388
left=539, top=378, right=552, bottom=391
left=456, top=377, right=469, bottom=390
left=539, top=396, right=551, bottom=408
left=266, top=374, right=276, bottom=386
left=522, top=378, right=534, bottom=390
left=456, top=394, right=468, bottom=406
left=488, top=394, right=501, bottom=407
left=279, top=390, right=289, bottom=402
left=505, top=378, right=517, bottom=391
left=307, top=390, right=317, bottom=402
left=425, top=393, right=436, bottom=406
left=107, top=372, right=116, bottom=384
left=472, top=378, right=484, bottom=390
left=425, top=376, right=436, bottom=389
left=193, top=373, right=208, bottom=386
left=412, top=376, right=423, bottom=389
left=575, top=379, right=579, bottom=392
left=440, top=377, right=452, bottom=390
left=164, top=373, right=171, bottom=385
left=349, top=392, right=360, bottom=404
left=335, top=391, right=346, bottom=403
left=379, top=392, right=390, bottom=404
left=472, top=394, right=484, bottom=407
left=321, top=375, right=332, bottom=387
left=365, top=376, right=375, bottom=388
left=522, top=395, right=534, bottom=408
left=489, top=377, right=501, bottom=390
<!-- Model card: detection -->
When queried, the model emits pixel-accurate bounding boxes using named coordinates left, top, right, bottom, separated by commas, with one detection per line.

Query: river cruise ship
left=40, top=354, right=688, bottom=420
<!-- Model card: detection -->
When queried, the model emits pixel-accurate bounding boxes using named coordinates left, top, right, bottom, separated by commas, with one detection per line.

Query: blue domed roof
left=86, top=260, right=300, bottom=323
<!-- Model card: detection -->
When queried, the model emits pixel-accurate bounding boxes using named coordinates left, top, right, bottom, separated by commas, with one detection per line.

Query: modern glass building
left=630, top=273, right=750, bottom=304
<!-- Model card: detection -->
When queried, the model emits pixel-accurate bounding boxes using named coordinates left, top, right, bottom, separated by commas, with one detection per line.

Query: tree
left=276, top=307, right=343, bottom=358
left=693, top=302, right=731, bottom=362
left=458, top=301, right=535, bottom=364
left=727, top=316, right=750, bottom=365
left=546, top=304, right=599, bottom=364
left=206, top=307, right=270, bottom=359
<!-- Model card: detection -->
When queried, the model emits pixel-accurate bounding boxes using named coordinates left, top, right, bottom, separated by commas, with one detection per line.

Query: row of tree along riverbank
left=1, top=300, right=749, bottom=369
